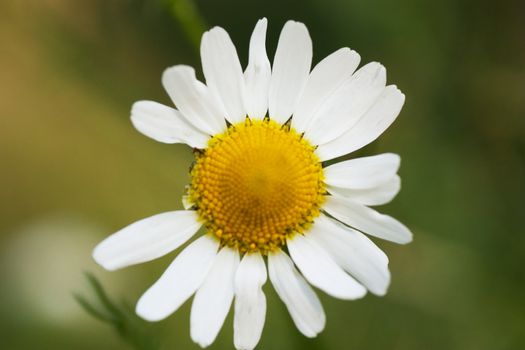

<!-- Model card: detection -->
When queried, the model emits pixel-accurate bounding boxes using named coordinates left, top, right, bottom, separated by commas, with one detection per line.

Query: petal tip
left=400, top=233, right=414, bottom=244
left=135, top=299, right=166, bottom=322
left=389, top=84, right=405, bottom=97
left=162, top=65, right=195, bottom=82
left=208, top=26, right=227, bottom=36
left=283, top=20, right=309, bottom=33
left=371, top=271, right=391, bottom=296
left=130, top=100, right=145, bottom=112
left=372, top=288, right=388, bottom=297
left=92, top=243, right=117, bottom=271
left=190, top=334, right=212, bottom=349
left=343, top=47, right=361, bottom=59
left=395, top=228, right=414, bottom=244
left=357, top=286, right=368, bottom=299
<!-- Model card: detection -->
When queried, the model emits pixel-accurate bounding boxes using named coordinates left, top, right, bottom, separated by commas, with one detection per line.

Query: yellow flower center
left=189, top=119, right=325, bottom=254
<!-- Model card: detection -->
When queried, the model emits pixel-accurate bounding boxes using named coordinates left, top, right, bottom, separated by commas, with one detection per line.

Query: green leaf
left=74, top=272, right=161, bottom=350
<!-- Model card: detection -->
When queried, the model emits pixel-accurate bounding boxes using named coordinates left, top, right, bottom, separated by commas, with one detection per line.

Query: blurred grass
left=74, top=272, right=161, bottom=350
left=0, top=0, right=524, bottom=349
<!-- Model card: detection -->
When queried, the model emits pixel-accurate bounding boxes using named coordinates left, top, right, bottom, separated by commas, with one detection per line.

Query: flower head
left=93, top=18, right=412, bottom=350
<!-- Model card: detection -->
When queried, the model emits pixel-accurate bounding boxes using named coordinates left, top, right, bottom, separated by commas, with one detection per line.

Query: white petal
left=292, top=47, right=361, bottom=133
left=130, top=101, right=209, bottom=148
left=309, top=214, right=390, bottom=296
left=316, top=85, right=405, bottom=161
left=93, top=211, right=201, bottom=271
left=162, top=65, right=227, bottom=135
left=234, top=252, right=267, bottom=350
left=305, top=62, right=386, bottom=145
left=136, top=235, right=219, bottom=321
left=268, top=250, right=325, bottom=337
left=269, top=21, right=312, bottom=124
left=191, top=247, right=240, bottom=348
left=201, top=27, right=246, bottom=124
left=329, top=175, right=401, bottom=206
left=244, top=18, right=271, bottom=120
left=324, top=153, right=401, bottom=189
left=324, top=196, right=413, bottom=244
left=287, top=234, right=366, bottom=300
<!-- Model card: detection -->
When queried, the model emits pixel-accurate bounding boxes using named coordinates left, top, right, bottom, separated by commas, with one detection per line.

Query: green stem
left=75, top=272, right=160, bottom=350
left=168, top=0, right=207, bottom=54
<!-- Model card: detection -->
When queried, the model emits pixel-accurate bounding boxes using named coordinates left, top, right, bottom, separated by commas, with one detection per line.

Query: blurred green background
left=1, top=0, right=524, bottom=349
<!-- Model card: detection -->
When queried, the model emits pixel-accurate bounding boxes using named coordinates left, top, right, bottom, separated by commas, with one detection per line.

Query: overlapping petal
left=130, top=101, right=209, bottom=148
left=191, top=247, right=239, bottom=347
left=328, top=175, right=401, bottom=206
left=268, top=250, right=325, bottom=337
left=324, top=153, right=401, bottom=189
left=162, top=65, right=227, bottom=135
left=136, top=235, right=219, bottom=321
left=324, top=196, right=413, bottom=244
left=316, top=85, right=405, bottom=161
left=309, top=215, right=391, bottom=295
left=305, top=62, right=386, bottom=145
left=201, top=27, right=246, bottom=124
left=292, top=47, right=361, bottom=133
left=287, top=234, right=366, bottom=300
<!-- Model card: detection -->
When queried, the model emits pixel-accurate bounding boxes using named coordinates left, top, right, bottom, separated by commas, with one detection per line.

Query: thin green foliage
left=74, top=272, right=161, bottom=350
left=167, top=0, right=207, bottom=53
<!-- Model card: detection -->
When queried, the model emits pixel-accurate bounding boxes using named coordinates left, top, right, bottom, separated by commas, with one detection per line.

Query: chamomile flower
left=93, top=18, right=412, bottom=350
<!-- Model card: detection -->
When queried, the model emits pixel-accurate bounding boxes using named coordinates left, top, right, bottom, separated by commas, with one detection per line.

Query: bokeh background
left=1, top=0, right=524, bottom=349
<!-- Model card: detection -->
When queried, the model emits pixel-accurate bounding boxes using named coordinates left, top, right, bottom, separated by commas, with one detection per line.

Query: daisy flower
left=93, top=18, right=412, bottom=350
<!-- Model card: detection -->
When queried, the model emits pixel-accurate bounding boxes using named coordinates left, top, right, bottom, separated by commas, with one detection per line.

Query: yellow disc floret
left=189, top=118, right=325, bottom=254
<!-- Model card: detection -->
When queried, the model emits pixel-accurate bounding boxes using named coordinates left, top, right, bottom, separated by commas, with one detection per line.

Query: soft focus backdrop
left=1, top=0, right=524, bottom=349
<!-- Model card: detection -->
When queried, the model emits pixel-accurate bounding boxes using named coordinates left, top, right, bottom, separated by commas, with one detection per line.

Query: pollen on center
left=189, top=118, right=325, bottom=254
